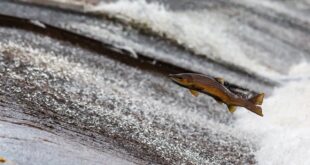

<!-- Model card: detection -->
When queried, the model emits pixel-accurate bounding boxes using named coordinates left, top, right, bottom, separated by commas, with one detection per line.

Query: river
left=0, top=0, right=310, bottom=164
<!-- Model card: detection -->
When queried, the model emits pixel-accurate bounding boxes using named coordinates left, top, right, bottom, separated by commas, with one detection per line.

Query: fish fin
left=189, top=90, right=199, bottom=97
left=248, top=105, right=264, bottom=117
left=227, top=105, right=237, bottom=113
left=248, top=93, right=264, bottom=105
left=215, top=77, right=224, bottom=85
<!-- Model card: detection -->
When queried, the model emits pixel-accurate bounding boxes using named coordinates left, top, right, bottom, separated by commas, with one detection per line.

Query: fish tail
left=245, top=104, right=264, bottom=117
left=248, top=93, right=264, bottom=105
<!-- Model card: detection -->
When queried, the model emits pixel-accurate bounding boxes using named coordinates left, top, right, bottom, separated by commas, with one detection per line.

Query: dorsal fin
left=189, top=90, right=199, bottom=97
left=215, top=77, right=224, bottom=85
left=248, top=93, right=264, bottom=105
left=227, top=105, right=237, bottom=113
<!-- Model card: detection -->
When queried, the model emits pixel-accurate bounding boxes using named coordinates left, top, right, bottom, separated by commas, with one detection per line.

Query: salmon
left=169, top=73, right=264, bottom=117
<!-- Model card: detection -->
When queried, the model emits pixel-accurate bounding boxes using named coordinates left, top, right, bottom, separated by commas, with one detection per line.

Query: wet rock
left=0, top=120, right=134, bottom=165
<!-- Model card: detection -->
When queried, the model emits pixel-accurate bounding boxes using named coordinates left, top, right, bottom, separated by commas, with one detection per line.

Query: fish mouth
left=168, top=74, right=189, bottom=89
left=168, top=74, right=182, bottom=83
left=169, top=74, right=194, bottom=90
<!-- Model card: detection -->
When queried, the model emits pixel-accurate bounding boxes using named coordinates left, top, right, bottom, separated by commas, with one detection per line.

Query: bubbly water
left=235, top=63, right=310, bottom=165
left=90, top=0, right=279, bottom=78
left=88, top=0, right=310, bottom=164
left=88, top=0, right=310, bottom=81
left=1, top=0, right=310, bottom=164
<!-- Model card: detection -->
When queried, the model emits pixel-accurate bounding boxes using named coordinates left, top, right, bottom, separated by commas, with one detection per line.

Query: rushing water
left=89, top=0, right=310, bottom=164
left=1, top=0, right=310, bottom=164
left=89, top=0, right=310, bottom=80
left=236, top=63, right=310, bottom=165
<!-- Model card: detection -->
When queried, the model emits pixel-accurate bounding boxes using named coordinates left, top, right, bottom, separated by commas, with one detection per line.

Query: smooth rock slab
left=0, top=120, right=134, bottom=165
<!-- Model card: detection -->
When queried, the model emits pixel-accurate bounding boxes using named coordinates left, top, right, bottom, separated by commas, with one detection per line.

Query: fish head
left=169, top=73, right=194, bottom=88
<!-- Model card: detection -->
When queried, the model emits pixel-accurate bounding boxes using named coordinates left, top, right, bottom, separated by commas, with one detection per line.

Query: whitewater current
left=235, top=63, right=310, bottom=165
left=1, top=0, right=309, bottom=164
left=87, top=0, right=310, bottom=164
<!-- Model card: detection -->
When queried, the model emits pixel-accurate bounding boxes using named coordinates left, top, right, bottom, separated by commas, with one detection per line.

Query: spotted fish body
left=169, top=73, right=264, bottom=116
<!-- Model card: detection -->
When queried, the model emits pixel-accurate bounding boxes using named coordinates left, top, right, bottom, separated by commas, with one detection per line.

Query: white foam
left=235, top=63, right=310, bottom=165
left=87, top=0, right=282, bottom=79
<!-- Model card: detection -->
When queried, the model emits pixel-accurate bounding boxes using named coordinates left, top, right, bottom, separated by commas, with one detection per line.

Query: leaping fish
left=169, top=73, right=264, bottom=117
